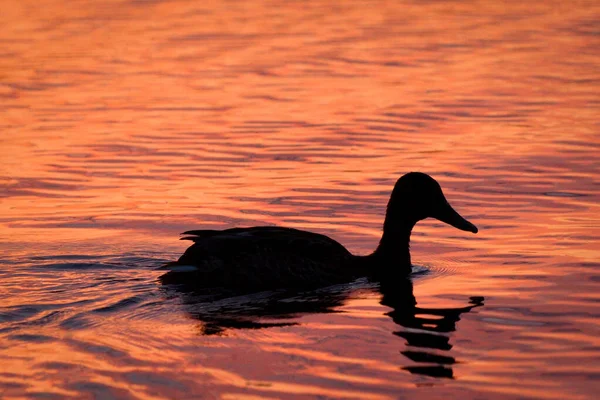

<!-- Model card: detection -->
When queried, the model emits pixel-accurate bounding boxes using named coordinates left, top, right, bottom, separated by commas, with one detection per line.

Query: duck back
left=161, top=227, right=357, bottom=289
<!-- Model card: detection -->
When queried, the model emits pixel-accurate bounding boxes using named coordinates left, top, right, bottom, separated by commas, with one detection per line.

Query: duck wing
left=161, top=227, right=356, bottom=289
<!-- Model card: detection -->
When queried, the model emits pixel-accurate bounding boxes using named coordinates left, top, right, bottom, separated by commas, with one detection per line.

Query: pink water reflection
left=1, top=0, right=599, bottom=398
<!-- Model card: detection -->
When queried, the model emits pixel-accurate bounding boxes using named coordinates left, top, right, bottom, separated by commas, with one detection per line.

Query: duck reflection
left=160, top=281, right=356, bottom=335
left=379, top=278, right=483, bottom=379
left=161, top=275, right=483, bottom=378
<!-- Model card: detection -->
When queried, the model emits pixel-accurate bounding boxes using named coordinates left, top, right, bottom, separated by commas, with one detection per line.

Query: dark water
left=1, top=0, right=599, bottom=398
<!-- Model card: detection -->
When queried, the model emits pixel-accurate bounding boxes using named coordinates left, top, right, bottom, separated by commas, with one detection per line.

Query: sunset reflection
left=1, top=0, right=599, bottom=398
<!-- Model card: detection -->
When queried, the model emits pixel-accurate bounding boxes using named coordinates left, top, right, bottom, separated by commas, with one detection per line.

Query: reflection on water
left=162, top=280, right=355, bottom=335
left=166, top=275, right=483, bottom=379
left=379, top=280, right=484, bottom=379
left=1, top=0, right=599, bottom=398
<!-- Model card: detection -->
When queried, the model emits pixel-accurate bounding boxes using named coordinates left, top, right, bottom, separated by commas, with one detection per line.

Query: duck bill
left=433, top=201, right=478, bottom=234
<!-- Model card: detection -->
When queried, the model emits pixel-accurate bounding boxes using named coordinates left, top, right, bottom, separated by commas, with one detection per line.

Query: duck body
left=161, top=172, right=478, bottom=290
left=162, top=226, right=358, bottom=289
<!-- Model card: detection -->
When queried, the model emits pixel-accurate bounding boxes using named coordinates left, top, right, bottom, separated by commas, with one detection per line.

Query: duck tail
left=158, top=261, right=199, bottom=273
left=158, top=261, right=179, bottom=270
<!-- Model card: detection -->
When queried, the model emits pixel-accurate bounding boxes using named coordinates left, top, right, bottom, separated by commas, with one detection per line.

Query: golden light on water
left=1, top=0, right=599, bottom=398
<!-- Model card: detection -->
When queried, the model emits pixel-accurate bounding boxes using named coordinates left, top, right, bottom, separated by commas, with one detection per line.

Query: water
left=1, top=0, right=599, bottom=398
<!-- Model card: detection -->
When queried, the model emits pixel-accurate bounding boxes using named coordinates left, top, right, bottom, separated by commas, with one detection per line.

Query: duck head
left=383, top=172, right=478, bottom=235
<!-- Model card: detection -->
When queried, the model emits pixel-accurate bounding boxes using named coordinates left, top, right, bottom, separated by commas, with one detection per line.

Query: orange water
left=1, top=0, right=599, bottom=398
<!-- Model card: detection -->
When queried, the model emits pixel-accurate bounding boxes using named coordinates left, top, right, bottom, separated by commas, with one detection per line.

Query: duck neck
left=368, top=219, right=415, bottom=274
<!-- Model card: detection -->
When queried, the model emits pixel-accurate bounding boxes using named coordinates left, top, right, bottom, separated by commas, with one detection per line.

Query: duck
left=159, top=172, right=477, bottom=289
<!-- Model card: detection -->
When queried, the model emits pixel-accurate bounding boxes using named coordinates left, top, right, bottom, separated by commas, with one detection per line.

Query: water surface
left=1, top=0, right=599, bottom=398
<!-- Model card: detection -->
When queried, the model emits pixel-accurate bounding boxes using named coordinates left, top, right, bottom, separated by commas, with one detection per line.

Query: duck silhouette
left=160, top=172, right=477, bottom=289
